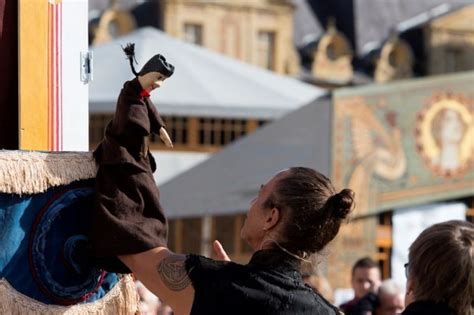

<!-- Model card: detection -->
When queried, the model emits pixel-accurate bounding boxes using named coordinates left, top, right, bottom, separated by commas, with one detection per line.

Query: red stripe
left=50, top=4, right=54, bottom=150
left=51, top=3, right=55, bottom=150
left=53, top=4, right=56, bottom=150
left=54, top=3, right=59, bottom=150
left=58, top=2, right=62, bottom=150
left=51, top=3, right=56, bottom=151
left=48, top=4, right=52, bottom=150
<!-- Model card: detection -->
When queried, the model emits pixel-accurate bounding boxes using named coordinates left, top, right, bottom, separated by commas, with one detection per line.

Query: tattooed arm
left=119, top=248, right=195, bottom=315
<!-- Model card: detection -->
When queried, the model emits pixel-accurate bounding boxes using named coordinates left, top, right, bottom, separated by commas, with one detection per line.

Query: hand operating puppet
left=90, top=44, right=175, bottom=273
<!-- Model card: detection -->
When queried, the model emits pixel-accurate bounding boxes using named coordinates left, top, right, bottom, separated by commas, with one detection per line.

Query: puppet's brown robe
left=90, top=78, right=168, bottom=273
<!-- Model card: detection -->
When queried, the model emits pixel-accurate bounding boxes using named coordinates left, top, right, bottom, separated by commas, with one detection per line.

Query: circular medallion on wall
left=415, top=92, right=474, bottom=177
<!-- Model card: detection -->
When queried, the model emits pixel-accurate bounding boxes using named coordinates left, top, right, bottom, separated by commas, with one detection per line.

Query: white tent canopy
left=90, top=27, right=326, bottom=119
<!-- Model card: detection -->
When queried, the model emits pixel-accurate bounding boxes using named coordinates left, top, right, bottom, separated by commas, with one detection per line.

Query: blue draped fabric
left=0, top=179, right=119, bottom=305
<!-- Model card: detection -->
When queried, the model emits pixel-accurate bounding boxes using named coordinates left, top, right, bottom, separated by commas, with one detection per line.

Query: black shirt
left=185, top=249, right=341, bottom=315
left=402, top=301, right=455, bottom=315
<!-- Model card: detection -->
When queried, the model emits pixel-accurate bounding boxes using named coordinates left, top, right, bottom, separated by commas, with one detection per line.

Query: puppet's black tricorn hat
left=140, top=54, right=174, bottom=77
left=123, top=43, right=174, bottom=78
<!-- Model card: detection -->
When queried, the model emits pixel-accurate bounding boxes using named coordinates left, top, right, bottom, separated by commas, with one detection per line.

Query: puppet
left=90, top=44, right=174, bottom=273
left=0, top=43, right=165, bottom=314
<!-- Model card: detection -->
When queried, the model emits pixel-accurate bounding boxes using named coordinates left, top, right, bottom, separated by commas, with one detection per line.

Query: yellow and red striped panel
left=19, top=0, right=63, bottom=151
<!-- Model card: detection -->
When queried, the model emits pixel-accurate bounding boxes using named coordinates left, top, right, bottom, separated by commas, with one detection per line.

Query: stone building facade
left=426, top=5, right=474, bottom=75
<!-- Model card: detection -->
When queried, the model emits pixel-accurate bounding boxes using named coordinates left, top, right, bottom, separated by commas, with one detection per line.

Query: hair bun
left=327, top=189, right=354, bottom=219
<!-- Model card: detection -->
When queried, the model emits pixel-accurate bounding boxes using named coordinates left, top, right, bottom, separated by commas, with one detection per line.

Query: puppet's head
left=139, top=54, right=174, bottom=78
left=122, top=43, right=174, bottom=78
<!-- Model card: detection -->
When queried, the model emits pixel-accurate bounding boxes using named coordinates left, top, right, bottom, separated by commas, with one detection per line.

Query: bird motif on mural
left=347, top=100, right=407, bottom=215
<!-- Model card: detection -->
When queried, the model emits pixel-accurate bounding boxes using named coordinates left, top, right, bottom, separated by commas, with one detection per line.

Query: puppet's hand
left=159, top=127, right=173, bottom=148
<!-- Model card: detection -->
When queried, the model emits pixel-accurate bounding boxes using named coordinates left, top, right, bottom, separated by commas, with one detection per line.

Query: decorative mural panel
left=332, top=71, right=474, bottom=216
left=325, top=216, right=378, bottom=290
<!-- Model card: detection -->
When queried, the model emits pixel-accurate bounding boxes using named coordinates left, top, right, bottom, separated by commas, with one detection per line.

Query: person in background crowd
left=157, top=304, right=174, bottom=315
left=376, top=280, right=405, bottom=315
left=136, top=281, right=160, bottom=315
left=340, top=257, right=382, bottom=314
left=402, top=220, right=473, bottom=315
left=349, top=278, right=405, bottom=315
left=136, top=280, right=175, bottom=315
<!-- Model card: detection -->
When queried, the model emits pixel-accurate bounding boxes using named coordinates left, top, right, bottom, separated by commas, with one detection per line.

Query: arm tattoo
left=157, top=255, right=191, bottom=291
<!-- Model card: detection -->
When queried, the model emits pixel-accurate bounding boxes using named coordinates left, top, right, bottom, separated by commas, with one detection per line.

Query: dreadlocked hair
left=122, top=43, right=139, bottom=76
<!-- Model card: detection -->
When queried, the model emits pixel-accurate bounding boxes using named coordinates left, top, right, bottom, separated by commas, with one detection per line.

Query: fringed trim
left=0, top=275, right=139, bottom=315
left=0, top=151, right=97, bottom=195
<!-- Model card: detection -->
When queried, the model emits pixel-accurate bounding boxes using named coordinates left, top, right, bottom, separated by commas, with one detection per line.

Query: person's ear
left=263, top=207, right=280, bottom=231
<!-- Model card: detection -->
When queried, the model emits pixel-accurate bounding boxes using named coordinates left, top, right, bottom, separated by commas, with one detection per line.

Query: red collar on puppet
left=140, top=89, right=150, bottom=98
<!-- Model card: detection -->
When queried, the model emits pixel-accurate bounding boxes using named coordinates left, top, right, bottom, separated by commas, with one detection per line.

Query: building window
left=198, top=118, right=247, bottom=146
left=214, top=215, right=236, bottom=254
left=257, top=31, right=276, bottom=70
left=184, top=23, right=203, bottom=45
left=182, top=218, right=202, bottom=254
left=445, top=47, right=463, bottom=73
left=258, top=119, right=269, bottom=127
left=90, top=114, right=267, bottom=151
left=107, top=19, right=120, bottom=38
left=89, top=114, right=114, bottom=147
